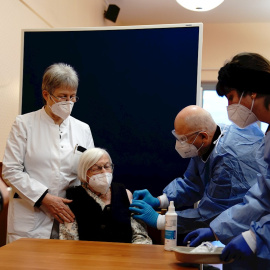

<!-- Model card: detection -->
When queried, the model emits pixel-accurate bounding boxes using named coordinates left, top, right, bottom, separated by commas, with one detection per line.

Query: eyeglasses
left=172, top=129, right=203, bottom=144
left=89, top=163, right=114, bottom=173
left=50, top=94, right=79, bottom=102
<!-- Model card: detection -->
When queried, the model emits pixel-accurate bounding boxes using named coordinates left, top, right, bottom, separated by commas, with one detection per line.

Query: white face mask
left=227, top=93, right=258, bottom=128
left=49, top=96, right=74, bottom=120
left=87, top=172, right=113, bottom=195
left=175, top=133, right=204, bottom=158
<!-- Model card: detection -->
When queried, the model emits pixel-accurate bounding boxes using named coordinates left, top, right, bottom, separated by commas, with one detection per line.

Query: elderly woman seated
left=60, top=147, right=152, bottom=244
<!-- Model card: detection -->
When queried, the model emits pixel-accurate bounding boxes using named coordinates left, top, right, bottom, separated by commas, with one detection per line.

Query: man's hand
left=183, top=228, right=216, bottom=247
left=41, top=193, right=75, bottom=223
left=129, top=200, right=159, bottom=228
left=133, top=189, right=160, bottom=209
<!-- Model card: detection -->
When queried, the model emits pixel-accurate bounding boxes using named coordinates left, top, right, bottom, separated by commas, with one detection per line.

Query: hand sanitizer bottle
left=164, top=201, right=177, bottom=251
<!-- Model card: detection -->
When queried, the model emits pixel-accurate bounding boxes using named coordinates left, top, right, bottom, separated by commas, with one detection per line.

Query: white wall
left=22, top=0, right=108, bottom=27
left=202, top=23, right=270, bottom=81
left=1, top=1, right=270, bottom=160
left=0, top=0, right=107, bottom=160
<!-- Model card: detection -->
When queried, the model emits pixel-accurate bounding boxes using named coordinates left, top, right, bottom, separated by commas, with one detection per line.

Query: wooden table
left=0, top=238, right=198, bottom=270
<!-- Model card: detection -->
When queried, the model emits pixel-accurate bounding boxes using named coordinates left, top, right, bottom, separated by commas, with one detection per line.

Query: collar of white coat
left=41, top=106, right=69, bottom=127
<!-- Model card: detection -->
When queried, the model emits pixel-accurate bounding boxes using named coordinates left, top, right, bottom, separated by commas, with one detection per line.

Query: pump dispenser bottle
left=164, top=201, right=177, bottom=251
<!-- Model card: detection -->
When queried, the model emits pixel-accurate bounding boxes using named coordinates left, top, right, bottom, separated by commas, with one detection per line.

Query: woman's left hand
left=41, top=193, right=75, bottom=223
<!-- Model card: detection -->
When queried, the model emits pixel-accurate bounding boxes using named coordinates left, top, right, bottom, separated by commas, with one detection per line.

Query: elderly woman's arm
left=131, top=217, right=152, bottom=244
left=60, top=217, right=153, bottom=244
left=126, top=188, right=152, bottom=244
left=59, top=219, right=79, bottom=240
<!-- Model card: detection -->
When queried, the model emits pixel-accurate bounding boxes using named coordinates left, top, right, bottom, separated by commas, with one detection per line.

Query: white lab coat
left=2, top=107, right=94, bottom=242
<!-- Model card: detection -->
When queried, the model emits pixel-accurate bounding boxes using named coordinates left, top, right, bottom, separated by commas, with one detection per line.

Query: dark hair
left=216, top=52, right=270, bottom=98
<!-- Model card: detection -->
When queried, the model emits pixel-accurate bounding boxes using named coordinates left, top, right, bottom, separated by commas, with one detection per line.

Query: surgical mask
left=175, top=133, right=204, bottom=158
left=227, top=93, right=258, bottom=128
left=49, top=96, right=74, bottom=120
left=87, top=172, right=112, bottom=194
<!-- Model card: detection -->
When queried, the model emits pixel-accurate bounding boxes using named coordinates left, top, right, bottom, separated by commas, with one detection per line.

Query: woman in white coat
left=2, top=63, right=94, bottom=242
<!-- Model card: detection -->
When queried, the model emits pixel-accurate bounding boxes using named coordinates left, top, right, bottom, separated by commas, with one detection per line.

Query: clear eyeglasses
left=89, top=163, right=114, bottom=173
left=172, top=129, right=203, bottom=144
left=50, top=94, right=79, bottom=102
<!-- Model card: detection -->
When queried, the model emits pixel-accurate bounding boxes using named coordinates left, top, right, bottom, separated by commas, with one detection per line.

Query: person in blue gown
left=184, top=52, right=270, bottom=269
left=129, top=105, right=266, bottom=246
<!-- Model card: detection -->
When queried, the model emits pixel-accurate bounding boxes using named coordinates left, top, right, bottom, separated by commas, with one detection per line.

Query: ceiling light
left=176, top=0, right=224, bottom=12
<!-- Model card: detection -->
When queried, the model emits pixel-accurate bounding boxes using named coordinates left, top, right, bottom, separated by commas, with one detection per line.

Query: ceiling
left=110, top=0, right=270, bottom=25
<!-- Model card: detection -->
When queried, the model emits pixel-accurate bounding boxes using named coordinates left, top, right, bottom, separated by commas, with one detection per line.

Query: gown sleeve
left=163, top=158, right=205, bottom=208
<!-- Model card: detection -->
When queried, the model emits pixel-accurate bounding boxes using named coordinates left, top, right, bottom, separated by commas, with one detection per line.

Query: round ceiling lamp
left=176, top=0, right=224, bottom=12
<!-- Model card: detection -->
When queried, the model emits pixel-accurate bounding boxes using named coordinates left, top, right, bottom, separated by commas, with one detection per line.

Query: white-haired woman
left=2, top=63, right=94, bottom=242
left=60, top=148, right=152, bottom=244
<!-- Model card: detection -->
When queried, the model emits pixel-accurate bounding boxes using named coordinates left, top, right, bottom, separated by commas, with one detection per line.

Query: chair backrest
left=0, top=162, right=11, bottom=246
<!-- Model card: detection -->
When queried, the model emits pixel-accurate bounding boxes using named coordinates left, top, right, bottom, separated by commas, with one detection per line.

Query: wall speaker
left=104, top=4, right=120, bottom=23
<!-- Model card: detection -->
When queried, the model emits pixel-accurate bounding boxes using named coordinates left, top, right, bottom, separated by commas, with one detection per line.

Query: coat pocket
left=8, top=198, right=35, bottom=236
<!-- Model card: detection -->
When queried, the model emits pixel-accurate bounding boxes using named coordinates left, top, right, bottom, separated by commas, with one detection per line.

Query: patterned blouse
left=59, top=184, right=152, bottom=245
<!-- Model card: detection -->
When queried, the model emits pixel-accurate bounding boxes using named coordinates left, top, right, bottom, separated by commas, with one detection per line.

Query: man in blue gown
left=129, top=106, right=266, bottom=244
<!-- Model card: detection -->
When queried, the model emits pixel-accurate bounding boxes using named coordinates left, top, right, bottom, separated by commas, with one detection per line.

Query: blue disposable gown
left=163, top=123, right=267, bottom=234
left=211, top=131, right=270, bottom=264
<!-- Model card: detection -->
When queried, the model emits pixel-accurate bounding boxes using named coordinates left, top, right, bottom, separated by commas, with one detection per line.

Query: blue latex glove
left=183, top=228, right=216, bottom=247
left=133, top=189, right=160, bottom=209
left=220, top=234, right=253, bottom=262
left=129, top=200, right=159, bottom=228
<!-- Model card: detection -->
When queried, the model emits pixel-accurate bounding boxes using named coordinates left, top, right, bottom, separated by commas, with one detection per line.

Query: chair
left=0, top=161, right=12, bottom=246
left=0, top=183, right=10, bottom=247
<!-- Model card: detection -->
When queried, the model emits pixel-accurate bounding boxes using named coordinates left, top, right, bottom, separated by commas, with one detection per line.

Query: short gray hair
left=42, top=63, right=79, bottom=104
left=77, top=148, right=112, bottom=183
left=185, top=109, right=216, bottom=134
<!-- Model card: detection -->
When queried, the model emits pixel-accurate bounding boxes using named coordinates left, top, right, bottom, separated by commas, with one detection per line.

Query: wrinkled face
left=87, top=154, right=113, bottom=178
